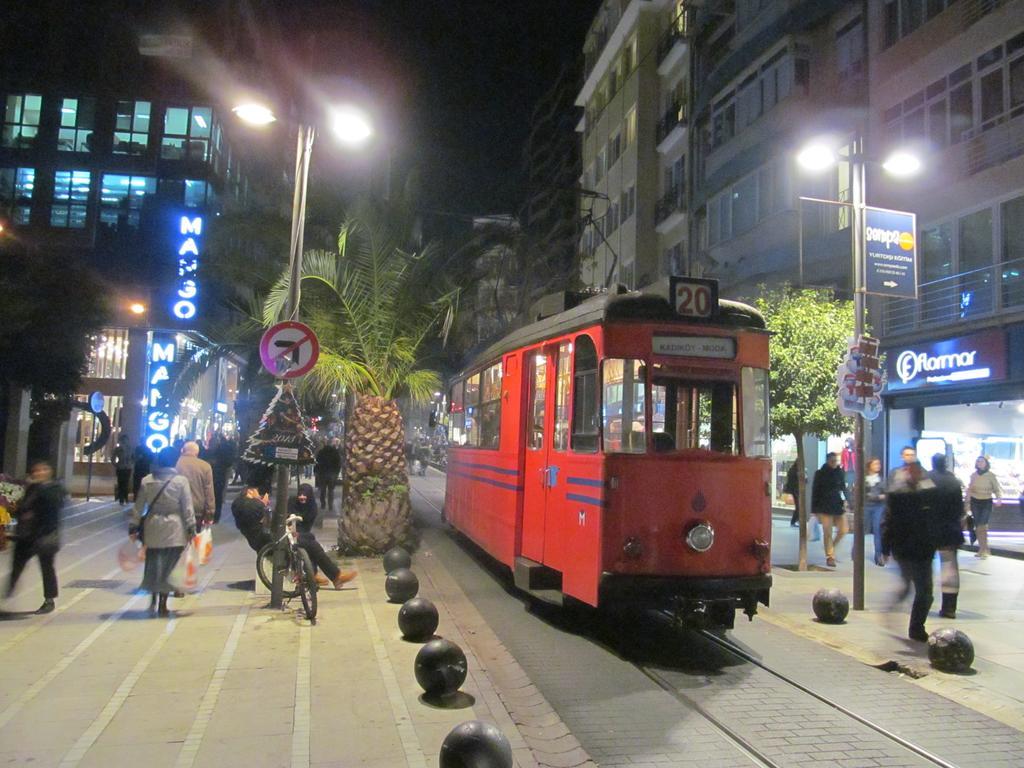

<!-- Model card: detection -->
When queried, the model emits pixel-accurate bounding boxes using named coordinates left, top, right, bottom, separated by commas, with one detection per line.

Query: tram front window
left=652, top=379, right=738, bottom=454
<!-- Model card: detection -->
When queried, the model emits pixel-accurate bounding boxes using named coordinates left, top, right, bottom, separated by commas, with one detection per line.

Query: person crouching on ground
left=130, top=447, right=196, bottom=617
left=811, top=452, right=848, bottom=567
left=6, top=461, right=65, bottom=614
left=882, top=448, right=937, bottom=642
left=232, top=486, right=273, bottom=553
left=930, top=453, right=965, bottom=619
left=288, top=484, right=357, bottom=589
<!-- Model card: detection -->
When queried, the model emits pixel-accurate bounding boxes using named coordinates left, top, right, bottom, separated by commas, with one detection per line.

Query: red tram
left=443, top=278, right=772, bottom=627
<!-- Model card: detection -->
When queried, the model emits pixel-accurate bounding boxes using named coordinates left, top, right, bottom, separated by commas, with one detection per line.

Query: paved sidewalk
left=0, top=507, right=577, bottom=767
left=761, top=515, right=1024, bottom=730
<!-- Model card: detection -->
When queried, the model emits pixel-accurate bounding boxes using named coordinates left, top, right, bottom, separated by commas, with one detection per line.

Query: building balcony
left=964, top=105, right=1024, bottom=175
left=882, top=257, right=1024, bottom=337
left=656, top=103, right=688, bottom=154
left=655, top=186, right=686, bottom=233
left=962, top=0, right=1012, bottom=28
left=657, top=13, right=690, bottom=76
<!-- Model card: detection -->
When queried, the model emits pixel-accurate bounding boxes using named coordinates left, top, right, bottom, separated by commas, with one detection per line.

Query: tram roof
left=462, top=282, right=765, bottom=374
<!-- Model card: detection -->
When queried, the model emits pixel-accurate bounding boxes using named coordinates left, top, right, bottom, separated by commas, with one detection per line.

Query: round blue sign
left=89, top=391, right=104, bottom=414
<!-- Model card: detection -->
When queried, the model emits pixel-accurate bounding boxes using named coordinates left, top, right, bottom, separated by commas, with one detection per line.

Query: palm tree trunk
left=338, top=394, right=415, bottom=554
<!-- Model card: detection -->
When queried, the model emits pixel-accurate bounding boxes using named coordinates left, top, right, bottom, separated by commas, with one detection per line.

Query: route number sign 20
left=670, top=277, right=719, bottom=319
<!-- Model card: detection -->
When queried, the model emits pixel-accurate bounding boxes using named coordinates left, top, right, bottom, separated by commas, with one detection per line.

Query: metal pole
left=270, top=122, right=315, bottom=609
left=851, top=138, right=867, bottom=611
left=798, top=198, right=804, bottom=288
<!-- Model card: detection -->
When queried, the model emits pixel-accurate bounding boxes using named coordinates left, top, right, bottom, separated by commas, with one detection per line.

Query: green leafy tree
left=263, top=198, right=459, bottom=554
left=755, top=286, right=853, bottom=570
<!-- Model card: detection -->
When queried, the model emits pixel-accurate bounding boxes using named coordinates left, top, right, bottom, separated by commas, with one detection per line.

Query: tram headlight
left=685, top=522, right=715, bottom=553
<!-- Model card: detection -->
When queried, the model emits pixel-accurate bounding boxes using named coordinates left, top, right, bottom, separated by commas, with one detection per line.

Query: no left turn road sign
left=259, top=321, right=320, bottom=379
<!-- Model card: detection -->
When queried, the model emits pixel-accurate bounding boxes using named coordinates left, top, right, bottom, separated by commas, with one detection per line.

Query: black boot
left=157, top=593, right=169, bottom=617
left=36, top=599, right=55, bottom=615
left=939, top=593, right=957, bottom=619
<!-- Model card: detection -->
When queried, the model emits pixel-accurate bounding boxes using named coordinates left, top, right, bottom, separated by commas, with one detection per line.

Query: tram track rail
left=639, top=610, right=961, bottom=768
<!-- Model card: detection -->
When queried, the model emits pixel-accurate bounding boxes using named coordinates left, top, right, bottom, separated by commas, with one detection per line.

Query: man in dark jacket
left=112, top=434, right=132, bottom=505
left=210, top=435, right=235, bottom=524
left=314, top=439, right=342, bottom=514
left=132, top=441, right=152, bottom=501
left=882, top=449, right=937, bottom=641
left=289, top=483, right=356, bottom=589
left=811, top=452, right=848, bottom=567
left=231, top=486, right=273, bottom=553
left=930, top=453, right=965, bottom=619
left=6, top=461, right=64, bottom=613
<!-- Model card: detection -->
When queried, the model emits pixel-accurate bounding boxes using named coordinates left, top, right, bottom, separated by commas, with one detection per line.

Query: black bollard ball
left=385, top=568, right=419, bottom=603
left=928, top=627, right=975, bottom=673
left=383, top=546, right=412, bottom=574
left=439, top=720, right=513, bottom=768
left=399, top=597, right=439, bottom=641
left=812, top=588, right=849, bottom=624
left=414, top=638, right=467, bottom=697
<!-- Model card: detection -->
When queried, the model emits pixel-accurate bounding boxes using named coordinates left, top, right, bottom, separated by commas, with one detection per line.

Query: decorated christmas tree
left=242, top=384, right=315, bottom=465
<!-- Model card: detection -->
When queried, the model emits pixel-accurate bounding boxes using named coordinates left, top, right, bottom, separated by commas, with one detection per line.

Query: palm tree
left=263, top=198, right=458, bottom=554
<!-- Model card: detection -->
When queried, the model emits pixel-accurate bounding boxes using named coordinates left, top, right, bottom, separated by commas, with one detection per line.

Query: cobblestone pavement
left=411, top=473, right=1024, bottom=768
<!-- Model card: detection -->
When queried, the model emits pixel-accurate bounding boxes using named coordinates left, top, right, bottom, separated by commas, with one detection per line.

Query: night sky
left=275, top=0, right=599, bottom=216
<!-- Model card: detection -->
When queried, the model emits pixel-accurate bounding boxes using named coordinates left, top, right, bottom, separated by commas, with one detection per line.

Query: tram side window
left=603, top=359, right=646, bottom=453
left=449, top=382, right=466, bottom=445
left=571, top=335, right=599, bottom=453
left=741, top=367, right=770, bottom=457
left=528, top=352, right=546, bottom=450
left=464, top=373, right=482, bottom=447
left=553, top=342, right=572, bottom=451
left=480, top=363, right=502, bottom=449
left=652, top=378, right=737, bottom=454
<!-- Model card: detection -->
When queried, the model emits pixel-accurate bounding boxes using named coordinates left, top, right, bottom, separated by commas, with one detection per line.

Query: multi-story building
left=577, top=0, right=690, bottom=291
left=0, top=1, right=278, bottom=491
left=866, top=0, right=1024, bottom=528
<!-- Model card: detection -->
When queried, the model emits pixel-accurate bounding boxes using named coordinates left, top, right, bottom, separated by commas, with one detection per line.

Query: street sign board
left=864, top=207, right=918, bottom=299
left=259, top=321, right=320, bottom=379
left=669, top=276, right=719, bottom=318
left=89, top=391, right=105, bottom=414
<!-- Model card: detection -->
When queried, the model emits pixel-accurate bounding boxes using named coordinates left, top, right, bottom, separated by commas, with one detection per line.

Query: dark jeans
left=318, top=477, right=337, bottom=513
left=896, top=556, right=934, bottom=635
left=238, top=522, right=274, bottom=554
left=8, top=538, right=59, bottom=600
left=790, top=495, right=800, bottom=525
left=115, top=468, right=132, bottom=504
left=212, top=473, right=228, bottom=523
left=297, top=532, right=339, bottom=581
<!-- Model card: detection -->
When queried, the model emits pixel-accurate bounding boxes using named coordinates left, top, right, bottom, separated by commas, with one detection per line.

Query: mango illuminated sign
left=145, top=333, right=177, bottom=453
left=174, top=215, right=203, bottom=321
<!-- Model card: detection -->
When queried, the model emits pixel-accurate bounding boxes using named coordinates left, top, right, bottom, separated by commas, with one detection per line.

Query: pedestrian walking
left=314, top=438, right=342, bottom=514
left=864, top=457, right=887, bottom=566
left=784, top=461, right=802, bottom=527
left=112, top=434, right=133, bottom=505
left=130, top=447, right=196, bottom=617
left=288, top=483, right=357, bottom=589
left=209, top=434, right=235, bottom=524
left=882, top=446, right=937, bottom=642
left=967, top=456, right=1001, bottom=558
left=175, top=441, right=215, bottom=531
left=231, top=486, right=273, bottom=553
left=5, top=461, right=64, bottom=614
left=132, top=441, right=152, bottom=502
left=929, top=453, right=964, bottom=619
left=811, top=452, right=848, bottom=567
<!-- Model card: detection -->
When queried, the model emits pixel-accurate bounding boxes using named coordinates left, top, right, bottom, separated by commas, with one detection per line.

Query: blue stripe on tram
left=449, top=468, right=522, bottom=492
left=567, top=476, right=603, bottom=488
left=566, top=492, right=605, bottom=508
left=451, top=461, right=520, bottom=476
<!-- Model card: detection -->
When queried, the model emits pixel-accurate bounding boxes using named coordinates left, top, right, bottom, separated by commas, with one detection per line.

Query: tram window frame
left=571, top=335, right=599, bottom=453
left=602, top=358, right=647, bottom=454
left=449, top=382, right=466, bottom=445
left=479, top=362, right=502, bottom=450
left=741, top=367, right=770, bottom=457
left=464, top=373, right=482, bottom=447
left=553, top=341, right=572, bottom=451
left=652, top=377, right=738, bottom=454
left=528, top=351, right=547, bottom=451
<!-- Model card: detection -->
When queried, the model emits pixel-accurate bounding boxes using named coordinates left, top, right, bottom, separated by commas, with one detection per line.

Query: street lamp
left=129, top=302, right=146, bottom=315
left=797, top=136, right=921, bottom=611
left=234, top=97, right=372, bottom=608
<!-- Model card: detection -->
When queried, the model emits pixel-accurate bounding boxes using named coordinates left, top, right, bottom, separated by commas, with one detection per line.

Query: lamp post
left=797, top=136, right=919, bottom=610
left=234, top=100, right=372, bottom=608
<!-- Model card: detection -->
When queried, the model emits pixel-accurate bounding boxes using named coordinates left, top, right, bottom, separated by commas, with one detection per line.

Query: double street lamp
left=233, top=97, right=373, bottom=607
left=797, top=136, right=921, bottom=610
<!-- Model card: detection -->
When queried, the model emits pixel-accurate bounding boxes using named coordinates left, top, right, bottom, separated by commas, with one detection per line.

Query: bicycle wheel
left=296, top=549, right=318, bottom=622
left=256, top=542, right=300, bottom=599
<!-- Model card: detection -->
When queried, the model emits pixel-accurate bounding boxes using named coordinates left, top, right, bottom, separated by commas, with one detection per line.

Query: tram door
left=521, top=345, right=556, bottom=562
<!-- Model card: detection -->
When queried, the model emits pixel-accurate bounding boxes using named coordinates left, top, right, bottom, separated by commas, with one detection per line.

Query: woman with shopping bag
left=129, top=446, right=196, bottom=617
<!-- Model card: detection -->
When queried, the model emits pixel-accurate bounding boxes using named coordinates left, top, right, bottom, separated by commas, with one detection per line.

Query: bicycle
left=256, top=513, right=318, bottom=623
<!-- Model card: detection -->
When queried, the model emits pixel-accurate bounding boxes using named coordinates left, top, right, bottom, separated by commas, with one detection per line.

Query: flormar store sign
left=886, top=330, right=1007, bottom=392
